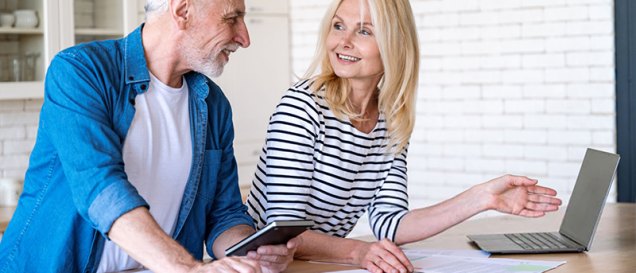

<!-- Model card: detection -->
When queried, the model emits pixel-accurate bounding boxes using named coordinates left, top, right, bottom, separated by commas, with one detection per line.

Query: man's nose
left=236, top=20, right=251, bottom=48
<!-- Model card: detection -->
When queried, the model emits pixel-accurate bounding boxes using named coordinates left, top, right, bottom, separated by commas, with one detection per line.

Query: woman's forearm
left=394, top=185, right=491, bottom=245
left=295, top=228, right=415, bottom=273
left=294, top=230, right=370, bottom=265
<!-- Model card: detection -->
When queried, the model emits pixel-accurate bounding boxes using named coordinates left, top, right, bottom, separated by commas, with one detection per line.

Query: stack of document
left=326, top=248, right=565, bottom=273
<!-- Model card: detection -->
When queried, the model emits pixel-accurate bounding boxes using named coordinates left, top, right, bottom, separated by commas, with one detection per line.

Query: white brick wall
left=0, top=0, right=617, bottom=238
left=0, top=99, right=41, bottom=178
left=291, top=0, right=616, bottom=237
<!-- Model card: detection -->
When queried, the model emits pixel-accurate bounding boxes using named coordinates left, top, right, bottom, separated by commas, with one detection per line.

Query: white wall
left=0, top=0, right=617, bottom=236
left=291, top=0, right=615, bottom=236
left=0, top=99, right=40, bottom=178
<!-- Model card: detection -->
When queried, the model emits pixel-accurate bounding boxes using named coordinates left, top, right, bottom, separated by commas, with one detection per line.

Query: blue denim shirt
left=0, top=25, right=253, bottom=273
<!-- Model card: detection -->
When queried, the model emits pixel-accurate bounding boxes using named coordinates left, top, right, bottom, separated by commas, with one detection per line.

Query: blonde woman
left=246, top=0, right=562, bottom=272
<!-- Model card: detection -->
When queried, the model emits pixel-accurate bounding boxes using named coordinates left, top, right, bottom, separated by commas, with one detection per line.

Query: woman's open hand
left=482, top=175, right=562, bottom=217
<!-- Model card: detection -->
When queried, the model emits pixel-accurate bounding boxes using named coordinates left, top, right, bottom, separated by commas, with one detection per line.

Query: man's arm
left=108, top=207, right=203, bottom=273
left=109, top=207, right=266, bottom=273
left=211, top=224, right=255, bottom=258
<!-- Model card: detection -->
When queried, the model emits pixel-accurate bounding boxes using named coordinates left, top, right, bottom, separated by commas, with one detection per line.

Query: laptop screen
left=559, top=148, right=620, bottom=249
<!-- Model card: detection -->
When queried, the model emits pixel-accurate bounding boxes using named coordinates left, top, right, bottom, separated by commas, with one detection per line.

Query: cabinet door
left=59, top=0, right=139, bottom=49
left=214, top=15, right=290, bottom=185
left=0, top=0, right=56, bottom=99
left=245, top=0, right=288, bottom=14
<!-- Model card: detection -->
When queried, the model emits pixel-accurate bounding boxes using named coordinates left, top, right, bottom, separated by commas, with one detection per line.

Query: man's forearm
left=211, top=224, right=255, bottom=258
left=108, top=207, right=202, bottom=273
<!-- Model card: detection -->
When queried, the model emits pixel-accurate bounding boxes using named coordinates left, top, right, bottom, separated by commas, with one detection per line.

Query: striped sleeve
left=253, top=87, right=320, bottom=223
left=367, top=145, right=410, bottom=241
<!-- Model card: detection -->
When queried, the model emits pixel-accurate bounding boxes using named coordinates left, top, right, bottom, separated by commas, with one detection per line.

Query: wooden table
left=286, top=203, right=636, bottom=273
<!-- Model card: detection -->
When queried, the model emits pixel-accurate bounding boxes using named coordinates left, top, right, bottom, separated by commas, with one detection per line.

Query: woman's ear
left=169, top=0, right=190, bottom=29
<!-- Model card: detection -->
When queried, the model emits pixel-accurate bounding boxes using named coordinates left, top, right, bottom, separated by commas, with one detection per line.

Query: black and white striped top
left=246, top=80, right=410, bottom=241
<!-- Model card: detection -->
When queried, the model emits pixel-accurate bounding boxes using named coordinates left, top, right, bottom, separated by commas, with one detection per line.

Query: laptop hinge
left=560, top=232, right=586, bottom=249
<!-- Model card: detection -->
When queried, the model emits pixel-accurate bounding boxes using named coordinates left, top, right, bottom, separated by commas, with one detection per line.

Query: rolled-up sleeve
left=204, top=89, right=254, bottom=257
left=368, top=146, right=410, bottom=241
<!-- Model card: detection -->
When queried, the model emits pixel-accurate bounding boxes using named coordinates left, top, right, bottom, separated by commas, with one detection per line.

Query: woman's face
left=326, top=0, right=383, bottom=85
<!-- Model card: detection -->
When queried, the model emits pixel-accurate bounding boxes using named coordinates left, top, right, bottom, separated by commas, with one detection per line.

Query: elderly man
left=0, top=0, right=296, bottom=272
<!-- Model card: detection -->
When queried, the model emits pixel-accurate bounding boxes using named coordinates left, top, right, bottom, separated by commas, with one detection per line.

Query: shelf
left=0, top=1, right=145, bottom=101
left=0, top=27, right=43, bottom=35
left=75, top=28, right=123, bottom=36
left=0, top=81, right=44, bottom=100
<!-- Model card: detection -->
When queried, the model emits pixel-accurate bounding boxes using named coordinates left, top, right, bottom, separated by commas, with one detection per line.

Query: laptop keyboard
left=504, top=232, right=573, bottom=250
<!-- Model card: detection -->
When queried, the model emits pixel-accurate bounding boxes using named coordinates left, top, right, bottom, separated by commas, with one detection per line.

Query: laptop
left=467, top=148, right=620, bottom=254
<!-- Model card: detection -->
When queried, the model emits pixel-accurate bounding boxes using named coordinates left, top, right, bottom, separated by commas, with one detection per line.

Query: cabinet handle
left=249, top=7, right=265, bottom=12
left=249, top=18, right=264, bottom=24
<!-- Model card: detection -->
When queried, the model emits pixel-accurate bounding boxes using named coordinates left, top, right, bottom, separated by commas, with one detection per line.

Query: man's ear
left=169, top=0, right=190, bottom=29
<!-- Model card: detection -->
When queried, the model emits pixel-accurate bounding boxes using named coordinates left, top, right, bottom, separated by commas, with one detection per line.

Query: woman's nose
left=339, top=31, right=354, bottom=49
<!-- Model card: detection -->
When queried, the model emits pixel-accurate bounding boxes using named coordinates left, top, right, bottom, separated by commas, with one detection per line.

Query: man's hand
left=188, top=257, right=261, bottom=273
left=246, top=237, right=301, bottom=273
left=482, top=174, right=562, bottom=217
left=353, top=239, right=414, bottom=273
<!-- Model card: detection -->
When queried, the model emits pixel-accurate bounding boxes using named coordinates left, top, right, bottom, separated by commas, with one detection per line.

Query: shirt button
left=128, top=76, right=134, bottom=81
left=140, top=84, right=147, bottom=90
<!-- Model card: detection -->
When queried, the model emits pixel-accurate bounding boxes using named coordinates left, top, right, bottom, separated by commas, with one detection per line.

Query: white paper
left=326, top=255, right=565, bottom=273
left=308, top=248, right=489, bottom=267
left=402, top=248, right=491, bottom=259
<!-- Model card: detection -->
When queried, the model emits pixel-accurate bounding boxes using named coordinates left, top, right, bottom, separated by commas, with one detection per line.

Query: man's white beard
left=195, top=60, right=224, bottom=79
left=179, top=36, right=224, bottom=79
left=188, top=49, right=224, bottom=79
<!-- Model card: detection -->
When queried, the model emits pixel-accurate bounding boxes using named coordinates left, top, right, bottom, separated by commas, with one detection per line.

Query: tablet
left=225, top=220, right=313, bottom=257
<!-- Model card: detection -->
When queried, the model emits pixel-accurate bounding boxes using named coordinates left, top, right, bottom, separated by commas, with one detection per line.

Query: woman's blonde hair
left=304, top=0, right=420, bottom=154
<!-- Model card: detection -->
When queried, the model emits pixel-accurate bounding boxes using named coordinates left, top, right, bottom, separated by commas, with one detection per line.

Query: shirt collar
left=124, top=24, right=150, bottom=86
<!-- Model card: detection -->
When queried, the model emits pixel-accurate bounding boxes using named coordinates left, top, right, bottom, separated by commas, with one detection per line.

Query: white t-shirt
left=97, top=74, right=192, bottom=273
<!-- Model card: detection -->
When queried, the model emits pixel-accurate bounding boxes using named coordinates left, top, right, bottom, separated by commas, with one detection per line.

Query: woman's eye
left=359, top=29, right=371, bottom=36
left=333, top=23, right=344, bottom=30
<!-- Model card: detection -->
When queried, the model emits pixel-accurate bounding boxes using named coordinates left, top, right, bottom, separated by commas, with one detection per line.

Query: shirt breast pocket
left=198, top=149, right=222, bottom=202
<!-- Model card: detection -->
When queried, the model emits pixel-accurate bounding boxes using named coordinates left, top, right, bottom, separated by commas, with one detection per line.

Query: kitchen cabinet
left=0, top=0, right=291, bottom=189
left=0, top=0, right=144, bottom=100
left=0, top=0, right=56, bottom=99
left=59, top=0, right=141, bottom=47
left=215, top=0, right=291, bottom=187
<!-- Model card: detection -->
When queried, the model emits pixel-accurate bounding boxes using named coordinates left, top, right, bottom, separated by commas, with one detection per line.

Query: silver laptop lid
left=559, top=148, right=620, bottom=249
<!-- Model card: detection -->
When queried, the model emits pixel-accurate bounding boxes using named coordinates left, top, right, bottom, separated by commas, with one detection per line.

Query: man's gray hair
left=145, top=0, right=169, bottom=18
